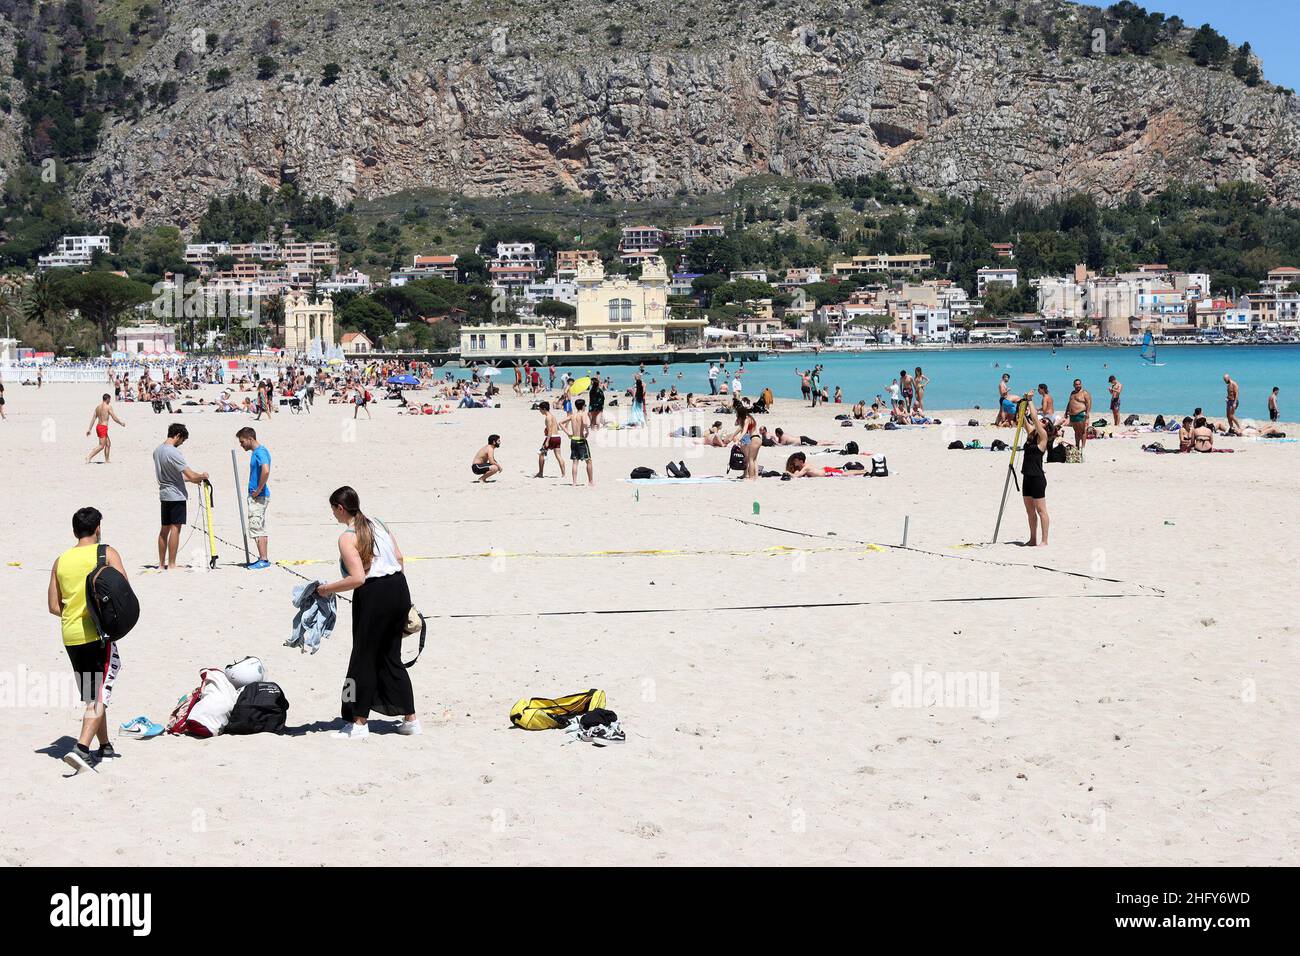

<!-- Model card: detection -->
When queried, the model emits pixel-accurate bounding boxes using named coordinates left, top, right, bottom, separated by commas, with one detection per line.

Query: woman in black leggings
left=316, top=486, right=419, bottom=739
left=1019, top=395, right=1051, bottom=547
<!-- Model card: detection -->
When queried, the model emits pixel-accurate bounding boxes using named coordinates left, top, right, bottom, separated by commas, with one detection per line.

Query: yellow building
left=546, top=257, right=704, bottom=354
left=282, top=291, right=335, bottom=351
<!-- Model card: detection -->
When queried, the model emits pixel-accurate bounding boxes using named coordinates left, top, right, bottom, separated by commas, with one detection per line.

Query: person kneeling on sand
left=472, top=435, right=503, bottom=482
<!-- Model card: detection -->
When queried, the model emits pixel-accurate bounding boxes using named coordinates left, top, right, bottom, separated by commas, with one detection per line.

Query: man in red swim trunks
left=535, top=401, right=566, bottom=478
left=86, top=393, right=126, bottom=464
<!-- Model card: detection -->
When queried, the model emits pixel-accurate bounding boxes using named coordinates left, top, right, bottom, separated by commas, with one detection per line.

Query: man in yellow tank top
left=47, top=507, right=127, bottom=775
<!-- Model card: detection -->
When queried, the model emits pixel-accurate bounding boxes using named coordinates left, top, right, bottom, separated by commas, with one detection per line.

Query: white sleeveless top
left=344, top=519, right=401, bottom=578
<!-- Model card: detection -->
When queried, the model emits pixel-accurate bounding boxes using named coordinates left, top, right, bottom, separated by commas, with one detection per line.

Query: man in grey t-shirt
left=153, top=423, right=208, bottom=571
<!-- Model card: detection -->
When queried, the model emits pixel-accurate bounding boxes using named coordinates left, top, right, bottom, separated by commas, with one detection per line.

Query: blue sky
left=1143, top=2, right=1300, bottom=89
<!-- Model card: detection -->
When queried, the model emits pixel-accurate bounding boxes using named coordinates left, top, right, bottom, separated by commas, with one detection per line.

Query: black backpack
left=840, top=441, right=859, bottom=455
left=85, top=545, right=140, bottom=642
left=728, top=445, right=746, bottom=471
left=224, top=682, right=290, bottom=735
left=948, top=440, right=965, bottom=449
left=629, top=466, right=656, bottom=479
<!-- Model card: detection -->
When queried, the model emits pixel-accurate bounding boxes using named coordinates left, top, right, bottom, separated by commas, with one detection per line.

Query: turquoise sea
left=544, top=345, right=1300, bottom=418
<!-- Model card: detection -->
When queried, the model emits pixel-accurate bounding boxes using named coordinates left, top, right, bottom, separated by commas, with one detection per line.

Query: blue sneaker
left=248, top=559, right=271, bottom=570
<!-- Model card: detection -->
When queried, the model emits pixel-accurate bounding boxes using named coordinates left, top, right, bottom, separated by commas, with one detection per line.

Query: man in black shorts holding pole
left=153, top=423, right=208, bottom=570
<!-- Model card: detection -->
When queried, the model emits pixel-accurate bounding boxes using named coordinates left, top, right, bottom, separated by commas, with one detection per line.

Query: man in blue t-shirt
left=235, top=427, right=272, bottom=569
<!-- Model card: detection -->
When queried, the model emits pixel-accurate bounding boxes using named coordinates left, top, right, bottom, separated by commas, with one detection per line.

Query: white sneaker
left=396, top=719, right=422, bottom=736
left=62, top=749, right=98, bottom=774
left=334, top=722, right=369, bottom=739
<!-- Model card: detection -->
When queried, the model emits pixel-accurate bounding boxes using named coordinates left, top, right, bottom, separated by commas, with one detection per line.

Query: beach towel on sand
left=510, top=689, right=607, bottom=730
left=286, top=581, right=337, bottom=654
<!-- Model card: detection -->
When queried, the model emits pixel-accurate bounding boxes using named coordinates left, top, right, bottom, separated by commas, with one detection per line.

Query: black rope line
left=426, top=592, right=1152, bottom=620
left=205, top=527, right=353, bottom=603
left=722, top=516, right=1166, bottom=597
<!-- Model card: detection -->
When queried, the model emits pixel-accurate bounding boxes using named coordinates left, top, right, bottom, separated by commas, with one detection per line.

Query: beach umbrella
left=388, top=374, right=420, bottom=387
left=568, top=376, right=592, bottom=395
left=479, top=367, right=502, bottom=376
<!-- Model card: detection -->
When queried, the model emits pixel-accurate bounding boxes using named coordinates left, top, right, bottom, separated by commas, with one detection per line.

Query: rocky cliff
left=57, top=0, right=1300, bottom=225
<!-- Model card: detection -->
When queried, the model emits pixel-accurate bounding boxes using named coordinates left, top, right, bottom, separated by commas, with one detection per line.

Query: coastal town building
left=488, top=242, right=543, bottom=290
left=520, top=278, right=578, bottom=307
left=677, top=223, right=726, bottom=242
left=316, top=269, right=373, bottom=294
left=555, top=250, right=601, bottom=279
left=619, top=225, right=663, bottom=253
left=976, top=267, right=1019, bottom=296
left=829, top=253, right=933, bottom=277
left=409, top=254, right=460, bottom=280
left=670, top=273, right=703, bottom=299
left=38, top=235, right=111, bottom=270
left=281, top=291, right=336, bottom=352
left=459, top=324, right=548, bottom=360
left=339, top=331, right=373, bottom=354
left=115, top=324, right=177, bottom=354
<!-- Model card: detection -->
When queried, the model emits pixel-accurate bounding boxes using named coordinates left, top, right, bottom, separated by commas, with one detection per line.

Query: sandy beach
left=1, top=378, right=1295, bottom=866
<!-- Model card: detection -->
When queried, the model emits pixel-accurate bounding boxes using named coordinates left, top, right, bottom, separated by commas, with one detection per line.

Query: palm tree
left=21, top=273, right=69, bottom=348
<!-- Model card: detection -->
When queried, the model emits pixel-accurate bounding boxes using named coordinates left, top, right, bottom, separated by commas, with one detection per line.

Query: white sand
left=0, top=378, right=1294, bottom=865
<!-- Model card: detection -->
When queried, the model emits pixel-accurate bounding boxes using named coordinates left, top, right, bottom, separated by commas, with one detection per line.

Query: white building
left=184, top=242, right=232, bottom=270
left=976, top=267, right=1019, bottom=296
left=489, top=242, right=543, bottom=289
left=317, top=270, right=373, bottom=294
left=116, top=324, right=177, bottom=354
left=729, top=269, right=769, bottom=284
left=521, top=278, right=577, bottom=307
left=39, top=235, right=112, bottom=270
left=678, top=223, right=725, bottom=242
left=908, top=306, right=952, bottom=342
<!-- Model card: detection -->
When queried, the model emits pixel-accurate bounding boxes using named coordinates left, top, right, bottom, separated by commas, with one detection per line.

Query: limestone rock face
left=66, top=0, right=1300, bottom=225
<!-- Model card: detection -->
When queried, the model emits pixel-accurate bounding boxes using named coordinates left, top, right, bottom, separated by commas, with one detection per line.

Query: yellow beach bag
left=509, top=689, right=607, bottom=730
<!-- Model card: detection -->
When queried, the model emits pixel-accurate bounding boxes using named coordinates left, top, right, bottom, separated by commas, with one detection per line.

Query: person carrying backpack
left=48, top=507, right=126, bottom=774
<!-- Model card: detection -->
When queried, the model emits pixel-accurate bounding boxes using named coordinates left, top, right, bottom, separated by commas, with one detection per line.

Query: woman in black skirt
left=316, top=486, right=419, bottom=739
left=1019, top=395, right=1051, bottom=547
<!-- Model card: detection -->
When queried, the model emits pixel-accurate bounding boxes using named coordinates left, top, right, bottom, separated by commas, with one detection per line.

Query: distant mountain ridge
left=4, top=0, right=1299, bottom=226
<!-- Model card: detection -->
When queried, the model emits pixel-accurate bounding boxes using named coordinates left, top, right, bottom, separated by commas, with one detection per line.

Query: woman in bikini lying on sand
left=784, top=452, right=863, bottom=478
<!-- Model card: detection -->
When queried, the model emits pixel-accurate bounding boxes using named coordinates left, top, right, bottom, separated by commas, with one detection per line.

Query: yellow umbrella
left=568, top=376, right=592, bottom=395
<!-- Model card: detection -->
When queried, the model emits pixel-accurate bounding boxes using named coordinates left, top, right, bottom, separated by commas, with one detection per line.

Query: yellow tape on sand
left=270, top=543, right=885, bottom=565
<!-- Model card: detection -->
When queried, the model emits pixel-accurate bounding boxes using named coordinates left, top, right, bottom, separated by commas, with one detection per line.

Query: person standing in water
left=1108, top=375, right=1123, bottom=426
left=1268, top=386, right=1280, bottom=422
left=86, top=394, right=126, bottom=463
left=913, top=367, right=929, bottom=414
left=1224, top=373, right=1240, bottom=434
left=316, top=487, right=419, bottom=740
